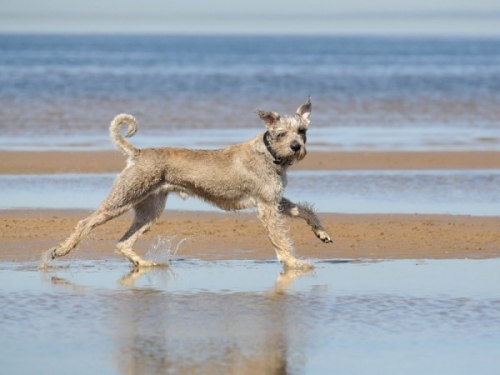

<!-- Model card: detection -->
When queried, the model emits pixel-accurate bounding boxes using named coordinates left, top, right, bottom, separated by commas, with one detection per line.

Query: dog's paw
left=40, top=247, right=58, bottom=268
left=49, top=246, right=67, bottom=259
left=133, top=259, right=158, bottom=267
left=132, top=258, right=170, bottom=268
left=49, top=247, right=58, bottom=259
left=315, top=230, right=332, bottom=243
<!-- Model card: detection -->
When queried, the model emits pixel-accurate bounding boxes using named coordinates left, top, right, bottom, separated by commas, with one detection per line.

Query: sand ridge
left=1, top=150, right=500, bottom=174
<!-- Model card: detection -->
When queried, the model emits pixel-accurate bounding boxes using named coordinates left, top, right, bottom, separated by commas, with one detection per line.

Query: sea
left=0, top=34, right=499, bottom=149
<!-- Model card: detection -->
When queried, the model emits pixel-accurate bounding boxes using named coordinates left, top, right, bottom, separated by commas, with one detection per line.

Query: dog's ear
left=255, top=110, right=280, bottom=128
left=296, top=96, right=312, bottom=123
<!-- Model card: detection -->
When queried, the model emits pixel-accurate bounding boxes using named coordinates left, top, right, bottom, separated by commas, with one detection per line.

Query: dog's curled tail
left=110, top=114, right=139, bottom=157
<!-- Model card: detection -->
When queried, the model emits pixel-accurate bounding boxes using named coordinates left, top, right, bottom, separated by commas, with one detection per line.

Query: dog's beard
left=283, top=148, right=307, bottom=165
left=296, top=148, right=307, bottom=162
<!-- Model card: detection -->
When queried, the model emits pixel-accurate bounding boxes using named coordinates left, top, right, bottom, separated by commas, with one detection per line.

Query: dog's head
left=255, top=97, right=311, bottom=166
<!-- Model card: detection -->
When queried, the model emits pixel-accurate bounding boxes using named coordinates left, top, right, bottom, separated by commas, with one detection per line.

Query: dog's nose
left=291, top=142, right=301, bottom=153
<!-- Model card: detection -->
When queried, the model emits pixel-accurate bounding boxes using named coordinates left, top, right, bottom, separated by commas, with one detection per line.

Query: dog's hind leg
left=50, top=168, right=156, bottom=262
left=50, top=206, right=129, bottom=260
left=279, top=197, right=332, bottom=243
left=115, top=192, right=167, bottom=267
left=257, top=202, right=312, bottom=270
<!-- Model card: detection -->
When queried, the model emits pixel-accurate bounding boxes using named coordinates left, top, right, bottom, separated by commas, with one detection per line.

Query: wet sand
left=1, top=209, right=499, bottom=263
left=2, top=150, right=500, bottom=174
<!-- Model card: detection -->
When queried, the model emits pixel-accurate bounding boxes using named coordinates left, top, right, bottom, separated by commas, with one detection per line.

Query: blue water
left=1, top=35, right=499, bottom=150
left=1, top=259, right=499, bottom=375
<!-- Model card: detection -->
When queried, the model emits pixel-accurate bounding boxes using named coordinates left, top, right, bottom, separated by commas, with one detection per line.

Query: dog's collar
left=263, top=131, right=286, bottom=166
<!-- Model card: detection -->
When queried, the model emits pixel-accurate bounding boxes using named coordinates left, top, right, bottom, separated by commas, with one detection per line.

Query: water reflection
left=48, top=264, right=313, bottom=375
left=1, top=259, right=499, bottom=375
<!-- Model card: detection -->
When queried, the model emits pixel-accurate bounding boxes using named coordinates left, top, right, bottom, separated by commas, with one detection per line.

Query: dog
left=49, top=98, right=332, bottom=269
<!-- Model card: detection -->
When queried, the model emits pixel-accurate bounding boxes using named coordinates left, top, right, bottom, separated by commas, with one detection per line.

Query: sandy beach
left=1, top=150, right=498, bottom=263
left=2, top=35, right=500, bottom=375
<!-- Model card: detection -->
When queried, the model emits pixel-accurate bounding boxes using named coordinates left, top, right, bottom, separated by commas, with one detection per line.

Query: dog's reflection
left=118, top=264, right=172, bottom=287
left=46, top=263, right=315, bottom=375
left=118, top=262, right=313, bottom=290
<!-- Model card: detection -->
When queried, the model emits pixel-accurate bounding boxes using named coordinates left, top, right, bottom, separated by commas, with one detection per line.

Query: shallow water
left=1, top=170, right=499, bottom=215
left=1, top=125, right=499, bottom=152
left=1, top=259, right=499, bottom=375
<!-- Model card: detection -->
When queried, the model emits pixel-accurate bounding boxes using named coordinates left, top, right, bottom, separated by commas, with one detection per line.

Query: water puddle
left=1, top=259, right=499, bottom=375
left=1, top=170, right=499, bottom=215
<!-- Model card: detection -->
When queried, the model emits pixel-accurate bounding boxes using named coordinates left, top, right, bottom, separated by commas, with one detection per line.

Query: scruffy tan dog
left=50, top=98, right=332, bottom=269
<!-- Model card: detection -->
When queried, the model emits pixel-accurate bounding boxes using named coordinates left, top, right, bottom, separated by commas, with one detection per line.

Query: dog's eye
left=276, top=132, right=286, bottom=139
left=298, top=128, right=306, bottom=135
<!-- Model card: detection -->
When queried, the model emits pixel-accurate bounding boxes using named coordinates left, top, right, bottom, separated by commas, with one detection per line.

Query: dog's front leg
left=257, top=202, right=312, bottom=270
left=279, top=197, right=332, bottom=243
